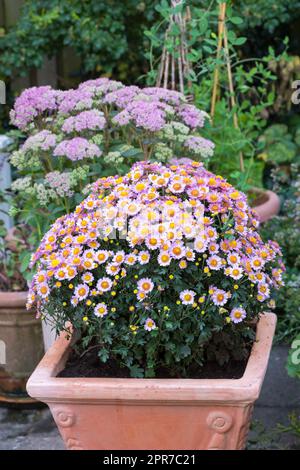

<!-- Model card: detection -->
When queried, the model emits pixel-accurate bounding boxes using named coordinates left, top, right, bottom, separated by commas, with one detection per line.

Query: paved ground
left=0, top=345, right=299, bottom=450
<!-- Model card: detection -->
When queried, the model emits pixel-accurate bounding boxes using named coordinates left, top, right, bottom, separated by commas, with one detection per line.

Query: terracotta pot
left=27, top=313, right=276, bottom=450
left=252, top=190, right=280, bottom=223
left=0, top=292, right=44, bottom=404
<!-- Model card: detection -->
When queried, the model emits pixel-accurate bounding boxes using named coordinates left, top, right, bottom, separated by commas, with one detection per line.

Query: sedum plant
left=10, top=78, right=213, bottom=252
left=27, top=160, right=284, bottom=377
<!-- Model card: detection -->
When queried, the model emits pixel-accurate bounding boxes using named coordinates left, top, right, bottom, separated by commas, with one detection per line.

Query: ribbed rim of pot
left=0, top=291, right=29, bottom=308
left=27, top=312, right=277, bottom=404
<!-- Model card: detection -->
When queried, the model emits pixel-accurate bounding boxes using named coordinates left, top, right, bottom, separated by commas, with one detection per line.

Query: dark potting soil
left=58, top=346, right=250, bottom=380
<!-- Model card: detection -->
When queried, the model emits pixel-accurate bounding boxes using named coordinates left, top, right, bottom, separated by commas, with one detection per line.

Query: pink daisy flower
left=206, top=226, right=218, bottom=241
left=208, top=242, right=219, bottom=254
left=168, top=179, right=185, bottom=193
left=74, top=284, right=90, bottom=301
left=82, top=272, right=94, bottom=284
left=125, top=253, right=137, bottom=265
left=145, top=236, right=160, bottom=250
left=230, top=307, right=247, bottom=323
left=54, top=267, right=68, bottom=281
left=94, top=302, right=108, bottom=318
left=144, top=318, right=156, bottom=331
left=250, top=256, right=264, bottom=271
left=71, top=296, right=79, bottom=307
left=228, top=265, right=243, bottom=280
left=194, top=237, right=208, bottom=253
left=170, top=243, right=185, bottom=259
left=97, top=277, right=113, bottom=292
left=113, top=250, right=126, bottom=264
left=158, top=252, right=171, bottom=266
left=138, top=251, right=150, bottom=264
left=106, top=263, right=120, bottom=276
left=207, top=255, right=222, bottom=270
left=180, top=289, right=196, bottom=305
left=137, top=278, right=154, bottom=294
left=211, top=289, right=230, bottom=306
left=37, top=283, right=50, bottom=299
left=227, top=252, right=241, bottom=266
left=95, top=250, right=110, bottom=264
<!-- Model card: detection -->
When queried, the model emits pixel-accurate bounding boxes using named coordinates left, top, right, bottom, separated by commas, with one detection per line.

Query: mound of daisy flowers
left=27, top=160, right=284, bottom=377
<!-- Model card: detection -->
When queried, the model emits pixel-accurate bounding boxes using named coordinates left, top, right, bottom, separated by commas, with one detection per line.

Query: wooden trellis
left=156, top=1, right=245, bottom=172
left=156, top=0, right=193, bottom=96
left=210, top=2, right=245, bottom=172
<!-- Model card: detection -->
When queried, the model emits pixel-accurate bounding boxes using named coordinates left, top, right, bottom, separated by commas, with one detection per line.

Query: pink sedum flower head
left=54, top=137, right=101, bottom=161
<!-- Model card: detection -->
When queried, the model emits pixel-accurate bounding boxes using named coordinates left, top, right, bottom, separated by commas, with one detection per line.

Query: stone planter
left=0, top=292, right=44, bottom=404
left=252, top=190, right=280, bottom=223
left=27, top=313, right=276, bottom=450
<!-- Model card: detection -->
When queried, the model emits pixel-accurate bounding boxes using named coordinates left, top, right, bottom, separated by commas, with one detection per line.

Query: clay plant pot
left=252, top=190, right=280, bottom=223
left=27, top=313, right=276, bottom=450
left=0, top=292, right=44, bottom=405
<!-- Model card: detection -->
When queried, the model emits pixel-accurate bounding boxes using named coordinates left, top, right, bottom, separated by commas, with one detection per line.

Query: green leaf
left=179, top=344, right=191, bottom=358
left=198, top=17, right=208, bottom=34
left=287, top=335, right=300, bottom=379
left=233, top=37, right=247, bottom=46
left=19, top=251, right=31, bottom=273
left=229, top=16, right=243, bottom=25
left=98, top=348, right=109, bottom=363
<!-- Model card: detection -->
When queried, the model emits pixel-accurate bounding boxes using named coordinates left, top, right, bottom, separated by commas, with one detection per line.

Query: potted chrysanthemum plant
left=26, top=159, right=284, bottom=450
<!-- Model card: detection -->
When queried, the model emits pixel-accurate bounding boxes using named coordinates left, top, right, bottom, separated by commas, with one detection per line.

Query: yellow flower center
left=142, top=282, right=151, bottom=291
